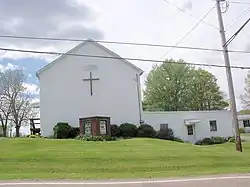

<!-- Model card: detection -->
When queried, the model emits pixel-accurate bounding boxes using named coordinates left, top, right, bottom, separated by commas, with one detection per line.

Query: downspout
left=136, top=74, right=143, bottom=125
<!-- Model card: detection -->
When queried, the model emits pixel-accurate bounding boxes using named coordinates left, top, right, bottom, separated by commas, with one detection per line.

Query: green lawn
left=0, top=138, right=250, bottom=180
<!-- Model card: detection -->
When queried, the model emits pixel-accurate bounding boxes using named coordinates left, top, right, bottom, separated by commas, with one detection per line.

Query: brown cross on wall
left=82, top=72, right=99, bottom=96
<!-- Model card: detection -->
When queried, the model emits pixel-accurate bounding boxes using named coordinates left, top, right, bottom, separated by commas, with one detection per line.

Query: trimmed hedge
left=119, top=123, right=138, bottom=137
left=137, top=124, right=156, bottom=138
left=76, top=135, right=117, bottom=141
left=156, top=128, right=175, bottom=140
left=53, top=122, right=72, bottom=139
left=111, top=124, right=121, bottom=137
left=195, top=136, right=227, bottom=145
left=69, top=127, right=80, bottom=138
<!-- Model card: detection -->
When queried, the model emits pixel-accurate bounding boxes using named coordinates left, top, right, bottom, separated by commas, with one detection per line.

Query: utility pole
left=215, top=0, right=242, bottom=152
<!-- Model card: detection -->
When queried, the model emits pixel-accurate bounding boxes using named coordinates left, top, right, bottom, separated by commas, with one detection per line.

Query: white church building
left=35, top=40, right=234, bottom=142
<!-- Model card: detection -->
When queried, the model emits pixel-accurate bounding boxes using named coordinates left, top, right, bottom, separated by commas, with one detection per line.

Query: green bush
left=27, top=134, right=42, bottom=139
left=239, top=128, right=245, bottom=134
left=195, top=137, right=227, bottom=145
left=137, top=124, right=156, bottom=138
left=211, top=136, right=227, bottom=144
left=173, top=137, right=184, bottom=143
left=156, top=128, right=174, bottom=140
left=29, top=135, right=37, bottom=138
left=68, top=127, right=80, bottom=138
left=53, top=122, right=71, bottom=139
left=228, top=137, right=235, bottom=143
left=78, top=136, right=117, bottom=141
left=119, top=123, right=138, bottom=137
left=111, top=124, right=121, bottom=137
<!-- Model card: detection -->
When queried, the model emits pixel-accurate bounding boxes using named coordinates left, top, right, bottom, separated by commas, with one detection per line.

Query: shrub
left=228, top=137, right=235, bottom=143
left=137, top=124, right=156, bottom=138
left=173, top=137, right=184, bottom=143
left=119, top=123, right=138, bottom=137
left=78, top=136, right=117, bottom=141
left=195, top=137, right=227, bottom=145
left=239, top=128, right=245, bottom=134
left=156, top=128, right=174, bottom=140
left=27, top=134, right=42, bottom=139
left=68, top=127, right=80, bottom=138
left=111, top=124, right=121, bottom=137
left=53, top=122, right=71, bottom=139
left=211, top=136, right=227, bottom=144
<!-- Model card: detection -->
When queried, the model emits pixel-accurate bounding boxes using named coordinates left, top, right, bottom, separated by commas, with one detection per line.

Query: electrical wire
left=1, top=34, right=250, bottom=54
left=225, top=7, right=250, bottom=31
left=229, top=1, right=250, bottom=5
left=0, top=47, right=249, bottom=70
left=162, top=0, right=218, bottom=29
left=160, top=5, right=216, bottom=60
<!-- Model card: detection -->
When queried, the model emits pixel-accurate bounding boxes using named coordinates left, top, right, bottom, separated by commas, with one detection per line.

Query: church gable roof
left=36, top=39, right=144, bottom=78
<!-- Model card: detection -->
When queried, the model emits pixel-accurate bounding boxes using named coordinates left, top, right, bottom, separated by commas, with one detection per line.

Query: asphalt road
left=1, top=175, right=250, bottom=187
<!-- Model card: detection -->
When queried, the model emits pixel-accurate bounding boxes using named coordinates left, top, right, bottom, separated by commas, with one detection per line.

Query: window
left=160, top=123, right=168, bottom=130
left=187, top=125, right=193, bottom=135
left=243, top=120, right=250, bottom=127
left=210, top=120, right=217, bottom=132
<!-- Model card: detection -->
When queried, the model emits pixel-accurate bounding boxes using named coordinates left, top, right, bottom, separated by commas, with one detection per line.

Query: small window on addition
left=243, top=120, right=250, bottom=127
left=210, top=120, right=217, bottom=132
left=160, top=123, right=168, bottom=130
left=187, top=126, right=193, bottom=135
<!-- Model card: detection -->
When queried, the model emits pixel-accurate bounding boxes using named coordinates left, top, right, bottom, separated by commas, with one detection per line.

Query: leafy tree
left=240, top=71, right=250, bottom=109
left=187, top=68, right=228, bottom=110
left=238, top=109, right=250, bottom=115
left=143, top=59, right=228, bottom=111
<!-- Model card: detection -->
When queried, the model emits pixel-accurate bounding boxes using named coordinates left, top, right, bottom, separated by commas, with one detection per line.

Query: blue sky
left=0, top=58, right=47, bottom=84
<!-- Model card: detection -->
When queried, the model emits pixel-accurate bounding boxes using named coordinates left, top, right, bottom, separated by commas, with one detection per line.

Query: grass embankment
left=0, top=138, right=250, bottom=180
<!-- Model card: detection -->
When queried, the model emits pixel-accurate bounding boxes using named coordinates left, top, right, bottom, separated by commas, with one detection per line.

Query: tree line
left=0, top=68, right=36, bottom=137
left=143, top=59, right=229, bottom=111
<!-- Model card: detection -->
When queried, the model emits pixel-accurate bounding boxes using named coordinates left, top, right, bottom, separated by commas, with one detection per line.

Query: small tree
left=0, top=68, right=35, bottom=137
left=137, top=124, right=156, bottom=138
left=11, top=92, right=35, bottom=137
left=119, top=123, right=137, bottom=138
left=0, top=95, right=11, bottom=137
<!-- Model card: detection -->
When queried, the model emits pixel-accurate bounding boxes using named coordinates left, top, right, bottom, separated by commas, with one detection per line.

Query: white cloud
left=28, top=73, right=32, bottom=78
left=0, top=0, right=104, bottom=60
left=23, top=83, right=40, bottom=95
left=0, top=63, right=20, bottom=72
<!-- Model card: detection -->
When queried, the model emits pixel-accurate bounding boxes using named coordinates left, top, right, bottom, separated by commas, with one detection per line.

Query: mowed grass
left=0, top=138, right=250, bottom=180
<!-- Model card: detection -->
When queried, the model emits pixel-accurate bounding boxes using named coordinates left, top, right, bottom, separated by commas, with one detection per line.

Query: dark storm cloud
left=0, top=0, right=103, bottom=48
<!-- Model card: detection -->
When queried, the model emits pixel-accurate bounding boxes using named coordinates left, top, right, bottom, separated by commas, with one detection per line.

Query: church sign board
left=79, top=116, right=111, bottom=137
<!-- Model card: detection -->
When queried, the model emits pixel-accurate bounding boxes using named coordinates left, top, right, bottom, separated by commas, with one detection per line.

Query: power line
left=162, top=0, right=218, bottom=29
left=160, top=5, right=216, bottom=60
left=0, top=47, right=249, bottom=70
left=224, top=17, right=250, bottom=46
left=225, top=7, right=250, bottom=31
left=1, top=34, right=250, bottom=54
left=229, top=1, right=250, bottom=5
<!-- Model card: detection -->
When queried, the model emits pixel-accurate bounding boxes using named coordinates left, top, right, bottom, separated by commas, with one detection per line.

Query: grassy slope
left=0, top=138, right=250, bottom=180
